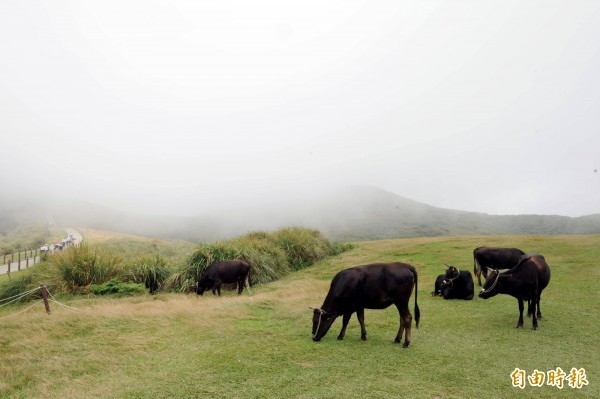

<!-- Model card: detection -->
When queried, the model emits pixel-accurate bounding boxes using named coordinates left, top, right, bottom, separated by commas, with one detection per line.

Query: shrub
left=48, top=243, right=122, bottom=293
left=126, top=255, right=171, bottom=293
left=166, top=242, right=239, bottom=292
left=232, top=236, right=289, bottom=284
left=271, top=227, right=334, bottom=270
left=167, top=227, right=343, bottom=292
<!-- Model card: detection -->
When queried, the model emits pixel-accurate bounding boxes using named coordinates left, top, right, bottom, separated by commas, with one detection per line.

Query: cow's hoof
left=361, top=335, right=367, bottom=341
left=394, top=338, right=401, bottom=344
left=402, top=342, right=410, bottom=348
left=337, top=336, right=344, bottom=340
left=516, top=324, right=523, bottom=329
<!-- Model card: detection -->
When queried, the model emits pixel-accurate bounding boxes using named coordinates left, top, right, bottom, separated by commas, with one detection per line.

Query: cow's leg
left=531, top=297, right=539, bottom=330
left=356, top=308, right=367, bottom=341
left=537, top=293, right=543, bottom=319
left=394, top=303, right=405, bottom=344
left=337, top=313, right=351, bottom=340
left=476, top=267, right=482, bottom=286
left=237, top=279, right=244, bottom=295
left=212, top=281, right=221, bottom=296
left=395, top=303, right=412, bottom=347
left=517, top=299, right=524, bottom=328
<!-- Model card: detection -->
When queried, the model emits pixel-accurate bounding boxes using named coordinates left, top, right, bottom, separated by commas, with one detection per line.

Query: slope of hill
left=2, top=234, right=598, bottom=398
left=3, top=186, right=599, bottom=241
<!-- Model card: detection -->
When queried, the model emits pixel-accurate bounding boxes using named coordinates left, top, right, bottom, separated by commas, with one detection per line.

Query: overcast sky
left=1, top=1, right=599, bottom=217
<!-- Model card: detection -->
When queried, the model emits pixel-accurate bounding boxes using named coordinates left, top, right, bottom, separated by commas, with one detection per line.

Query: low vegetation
left=167, top=227, right=341, bottom=291
left=0, top=234, right=597, bottom=398
left=0, top=226, right=348, bottom=299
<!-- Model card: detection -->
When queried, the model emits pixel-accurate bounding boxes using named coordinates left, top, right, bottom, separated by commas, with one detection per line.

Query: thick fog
left=1, top=1, right=599, bottom=218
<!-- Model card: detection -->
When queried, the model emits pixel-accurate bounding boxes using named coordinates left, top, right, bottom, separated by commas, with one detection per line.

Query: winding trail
left=0, top=228, right=83, bottom=275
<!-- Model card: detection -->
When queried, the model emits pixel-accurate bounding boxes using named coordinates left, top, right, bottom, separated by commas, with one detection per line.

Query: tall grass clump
left=48, top=243, right=122, bottom=293
left=168, top=227, right=344, bottom=292
left=167, top=242, right=238, bottom=292
left=271, top=227, right=334, bottom=270
left=126, top=255, right=171, bottom=293
left=231, top=235, right=290, bottom=284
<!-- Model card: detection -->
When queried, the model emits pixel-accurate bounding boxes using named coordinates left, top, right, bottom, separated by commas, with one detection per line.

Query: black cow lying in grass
left=478, top=254, right=551, bottom=330
left=311, top=262, right=420, bottom=347
left=195, top=260, right=251, bottom=296
left=440, top=265, right=474, bottom=300
left=431, top=274, right=447, bottom=296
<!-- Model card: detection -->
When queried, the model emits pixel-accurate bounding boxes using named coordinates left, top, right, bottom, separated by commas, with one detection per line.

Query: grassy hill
left=3, top=186, right=600, bottom=242
left=1, top=234, right=598, bottom=398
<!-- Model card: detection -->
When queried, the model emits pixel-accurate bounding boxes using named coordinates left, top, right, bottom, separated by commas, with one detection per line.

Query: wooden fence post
left=18, top=253, right=21, bottom=271
left=7, top=260, right=10, bottom=279
left=40, top=284, right=51, bottom=314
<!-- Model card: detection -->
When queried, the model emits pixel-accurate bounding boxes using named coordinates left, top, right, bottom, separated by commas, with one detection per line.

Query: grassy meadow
left=1, top=234, right=598, bottom=398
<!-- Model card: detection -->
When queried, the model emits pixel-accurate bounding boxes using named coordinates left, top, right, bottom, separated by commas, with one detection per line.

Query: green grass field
left=1, top=235, right=598, bottom=398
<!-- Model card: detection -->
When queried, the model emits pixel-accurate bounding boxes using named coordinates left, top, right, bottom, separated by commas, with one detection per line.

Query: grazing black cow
left=311, top=262, right=420, bottom=347
left=431, top=274, right=447, bottom=296
left=195, top=260, right=251, bottom=296
left=473, top=247, right=525, bottom=286
left=441, top=265, right=474, bottom=300
left=478, top=254, right=551, bottom=330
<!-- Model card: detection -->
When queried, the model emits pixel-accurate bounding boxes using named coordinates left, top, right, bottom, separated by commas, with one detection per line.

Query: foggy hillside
left=2, top=186, right=599, bottom=242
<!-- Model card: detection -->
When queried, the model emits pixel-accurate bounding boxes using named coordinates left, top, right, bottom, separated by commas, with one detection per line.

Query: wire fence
left=0, top=284, right=81, bottom=320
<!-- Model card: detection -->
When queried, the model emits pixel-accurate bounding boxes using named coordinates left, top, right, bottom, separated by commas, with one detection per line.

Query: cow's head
left=194, top=277, right=210, bottom=296
left=478, top=269, right=501, bottom=299
left=445, top=265, right=460, bottom=280
left=440, top=278, right=451, bottom=290
left=311, top=308, right=337, bottom=342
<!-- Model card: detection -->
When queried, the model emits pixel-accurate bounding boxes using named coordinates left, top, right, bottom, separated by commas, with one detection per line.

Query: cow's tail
left=473, top=248, right=478, bottom=275
left=411, top=266, right=420, bottom=329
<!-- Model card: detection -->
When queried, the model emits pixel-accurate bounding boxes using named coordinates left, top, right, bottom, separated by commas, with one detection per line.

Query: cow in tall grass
left=311, top=262, right=420, bottom=347
left=478, top=254, right=551, bottom=330
left=195, top=260, right=251, bottom=296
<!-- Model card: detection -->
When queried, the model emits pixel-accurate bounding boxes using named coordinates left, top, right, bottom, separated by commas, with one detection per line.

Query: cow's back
left=334, top=263, right=415, bottom=309
left=205, top=260, right=250, bottom=283
left=475, top=247, right=525, bottom=268
left=523, top=254, right=551, bottom=291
